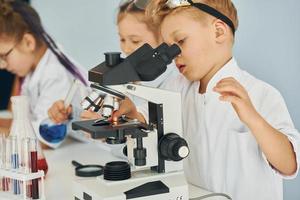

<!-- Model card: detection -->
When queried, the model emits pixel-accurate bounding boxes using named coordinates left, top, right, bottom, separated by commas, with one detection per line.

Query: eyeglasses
left=0, top=43, right=17, bottom=69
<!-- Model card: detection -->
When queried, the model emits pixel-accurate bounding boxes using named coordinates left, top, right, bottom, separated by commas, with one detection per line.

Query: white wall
left=32, top=0, right=300, bottom=199
left=32, top=0, right=120, bottom=68
left=232, top=1, right=300, bottom=199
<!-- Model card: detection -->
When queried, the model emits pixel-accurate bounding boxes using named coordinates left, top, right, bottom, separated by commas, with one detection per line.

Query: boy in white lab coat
left=111, top=0, right=300, bottom=199
left=0, top=1, right=87, bottom=148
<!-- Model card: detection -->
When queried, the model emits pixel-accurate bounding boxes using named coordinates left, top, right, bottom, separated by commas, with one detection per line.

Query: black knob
left=104, top=52, right=121, bottom=67
left=159, top=133, right=189, bottom=161
left=134, top=148, right=147, bottom=166
left=133, top=137, right=147, bottom=166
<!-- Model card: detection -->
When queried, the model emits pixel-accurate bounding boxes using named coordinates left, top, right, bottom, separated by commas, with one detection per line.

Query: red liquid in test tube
left=1, top=177, right=9, bottom=191
left=30, top=139, right=39, bottom=199
left=31, top=151, right=39, bottom=199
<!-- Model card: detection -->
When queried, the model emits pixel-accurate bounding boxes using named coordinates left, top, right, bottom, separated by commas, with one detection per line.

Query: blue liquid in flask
left=39, top=123, right=67, bottom=143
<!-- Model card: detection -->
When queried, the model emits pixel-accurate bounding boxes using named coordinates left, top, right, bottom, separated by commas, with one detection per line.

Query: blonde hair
left=146, top=0, right=238, bottom=35
left=117, top=1, right=159, bottom=37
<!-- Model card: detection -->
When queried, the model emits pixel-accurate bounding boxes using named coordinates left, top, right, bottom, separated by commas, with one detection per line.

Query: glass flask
left=10, top=96, right=48, bottom=175
left=38, top=118, right=67, bottom=148
left=38, top=79, right=81, bottom=148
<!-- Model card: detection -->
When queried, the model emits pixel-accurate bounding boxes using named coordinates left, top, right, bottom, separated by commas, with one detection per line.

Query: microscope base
left=73, top=171, right=189, bottom=200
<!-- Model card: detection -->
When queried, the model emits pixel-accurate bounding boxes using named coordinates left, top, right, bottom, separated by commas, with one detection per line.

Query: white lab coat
left=153, top=58, right=300, bottom=200
left=21, top=49, right=88, bottom=148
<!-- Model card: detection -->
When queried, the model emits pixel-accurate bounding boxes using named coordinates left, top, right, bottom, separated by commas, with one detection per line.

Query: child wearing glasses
left=0, top=0, right=87, bottom=147
left=111, top=0, right=300, bottom=199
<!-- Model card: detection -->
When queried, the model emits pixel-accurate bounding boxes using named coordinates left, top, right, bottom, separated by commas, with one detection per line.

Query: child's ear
left=21, top=33, right=37, bottom=52
left=213, top=19, right=228, bottom=44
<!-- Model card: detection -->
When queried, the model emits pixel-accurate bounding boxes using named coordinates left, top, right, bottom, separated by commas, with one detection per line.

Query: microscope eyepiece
left=104, top=52, right=122, bottom=67
left=167, top=44, right=181, bottom=60
left=87, top=42, right=181, bottom=85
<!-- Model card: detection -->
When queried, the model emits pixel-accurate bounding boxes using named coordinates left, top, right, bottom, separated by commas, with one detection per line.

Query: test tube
left=11, top=136, right=21, bottom=195
left=22, top=138, right=32, bottom=198
left=0, top=134, right=5, bottom=191
left=64, top=79, right=81, bottom=107
left=2, top=136, right=11, bottom=192
left=29, top=138, right=39, bottom=199
left=21, top=138, right=30, bottom=174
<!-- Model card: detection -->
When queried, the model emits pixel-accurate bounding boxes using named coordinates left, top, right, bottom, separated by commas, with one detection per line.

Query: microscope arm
left=109, top=84, right=183, bottom=136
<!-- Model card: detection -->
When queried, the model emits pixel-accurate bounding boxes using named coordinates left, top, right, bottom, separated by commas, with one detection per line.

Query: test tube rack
left=0, top=168, right=45, bottom=200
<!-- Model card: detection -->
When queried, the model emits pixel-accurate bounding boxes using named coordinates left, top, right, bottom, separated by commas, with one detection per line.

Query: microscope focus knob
left=159, top=133, right=189, bottom=161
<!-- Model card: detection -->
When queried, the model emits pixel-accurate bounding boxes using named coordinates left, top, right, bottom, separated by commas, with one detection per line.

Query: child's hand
left=112, top=97, right=145, bottom=123
left=80, top=109, right=101, bottom=120
left=213, top=77, right=259, bottom=125
left=48, top=100, right=72, bottom=124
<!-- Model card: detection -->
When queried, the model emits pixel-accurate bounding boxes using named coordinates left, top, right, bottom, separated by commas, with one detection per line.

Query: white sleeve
left=259, top=86, right=300, bottom=179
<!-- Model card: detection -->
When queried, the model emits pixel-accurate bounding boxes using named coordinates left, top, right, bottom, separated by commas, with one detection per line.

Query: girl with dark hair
left=0, top=0, right=88, bottom=148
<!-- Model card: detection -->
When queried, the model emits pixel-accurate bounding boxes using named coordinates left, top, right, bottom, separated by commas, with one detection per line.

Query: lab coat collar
left=32, top=49, right=51, bottom=77
left=206, top=57, right=240, bottom=94
left=192, top=57, right=241, bottom=103
left=25, top=49, right=51, bottom=87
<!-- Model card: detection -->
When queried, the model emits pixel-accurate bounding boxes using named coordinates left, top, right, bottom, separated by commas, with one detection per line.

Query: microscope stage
left=72, top=119, right=148, bottom=139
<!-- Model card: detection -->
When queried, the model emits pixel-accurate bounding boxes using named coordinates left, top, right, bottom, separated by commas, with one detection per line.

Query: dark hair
left=0, top=0, right=87, bottom=85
